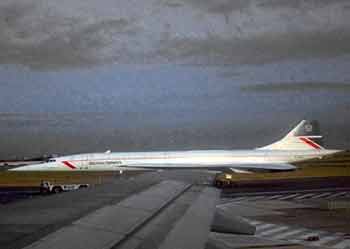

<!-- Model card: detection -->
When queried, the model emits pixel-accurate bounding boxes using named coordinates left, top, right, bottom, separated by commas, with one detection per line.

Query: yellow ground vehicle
left=213, top=173, right=238, bottom=188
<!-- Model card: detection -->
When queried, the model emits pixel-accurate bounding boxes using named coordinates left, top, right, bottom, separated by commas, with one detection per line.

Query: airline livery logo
left=62, top=161, right=77, bottom=169
left=299, top=137, right=322, bottom=150
left=304, top=124, right=313, bottom=133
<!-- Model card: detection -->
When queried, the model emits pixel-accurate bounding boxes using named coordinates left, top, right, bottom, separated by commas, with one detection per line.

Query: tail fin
left=258, top=120, right=324, bottom=150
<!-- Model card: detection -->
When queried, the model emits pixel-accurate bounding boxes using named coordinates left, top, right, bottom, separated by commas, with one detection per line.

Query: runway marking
left=310, top=235, right=341, bottom=247
left=289, top=231, right=327, bottom=243
left=247, top=220, right=261, bottom=226
left=251, top=219, right=350, bottom=249
left=332, top=239, right=350, bottom=249
left=311, top=192, right=332, bottom=199
left=219, top=198, right=233, bottom=205
left=232, top=197, right=247, bottom=202
left=295, top=193, right=315, bottom=200
left=267, top=195, right=284, bottom=200
left=246, top=196, right=267, bottom=201
left=226, top=190, right=350, bottom=203
left=257, top=226, right=289, bottom=236
left=250, top=219, right=350, bottom=249
left=256, top=223, right=276, bottom=231
left=216, top=202, right=241, bottom=210
left=278, top=193, right=301, bottom=200
left=272, top=228, right=307, bottom=240
left=326, top=192, right=348, bottom=199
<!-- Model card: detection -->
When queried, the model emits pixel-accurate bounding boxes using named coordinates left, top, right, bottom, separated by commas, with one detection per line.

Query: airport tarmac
left=0, top=170, right=213, bottom=249
left=0, top=170, right=349, bottom=249
left=217, top=193, right=350, bottom=249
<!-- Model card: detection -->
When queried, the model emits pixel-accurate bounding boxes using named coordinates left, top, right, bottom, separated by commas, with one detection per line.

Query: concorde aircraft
left=10, top=120, right=342, bottom=171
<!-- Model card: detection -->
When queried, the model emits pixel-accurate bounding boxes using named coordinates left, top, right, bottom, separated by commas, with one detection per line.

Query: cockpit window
left=48, top=159, right=56, bottom=162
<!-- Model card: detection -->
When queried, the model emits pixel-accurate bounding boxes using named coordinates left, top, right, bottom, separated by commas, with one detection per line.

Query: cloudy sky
left=0, top=0, right=350, bottom=158
left=1, top=0, right=350, bottom=68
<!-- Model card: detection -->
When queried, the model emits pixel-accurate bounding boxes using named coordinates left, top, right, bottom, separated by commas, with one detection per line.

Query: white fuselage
left=11, top=149, right=340, bottom=171
left=10, top=119, right=341, bottom=172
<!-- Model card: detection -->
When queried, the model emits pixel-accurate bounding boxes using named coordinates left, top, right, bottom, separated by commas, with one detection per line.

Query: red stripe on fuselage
left=62, top=161, right=77, bottom=169
left=299, top=137, right=322, bottom=150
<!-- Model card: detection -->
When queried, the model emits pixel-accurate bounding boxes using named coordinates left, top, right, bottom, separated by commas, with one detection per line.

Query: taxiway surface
left=1, top=170, right=349, bottom=249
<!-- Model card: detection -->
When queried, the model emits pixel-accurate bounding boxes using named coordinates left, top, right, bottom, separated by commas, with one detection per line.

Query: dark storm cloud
left=167, top=0, right=349, bottom=13
left=164, top=0, right=252, bottom=13
left=0, top=0, right=350, bottom=69
left=241, top=82, right=350, bottom=92
left=0, top=20, right=133, bottom=70
left=0, top=2, right=35, bottom=24
left=0, top=1, right=133, bottom=69
left=257, top=0, right=350, bottom=9
left=156, top=29, right=350, bottom=65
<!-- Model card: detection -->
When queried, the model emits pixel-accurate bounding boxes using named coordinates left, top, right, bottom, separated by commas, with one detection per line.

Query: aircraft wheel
left=215, top=180, right=223, bottom=188
left=40, top=188, right=49, bottom=195
left=52, top=186, right=62, bottom=194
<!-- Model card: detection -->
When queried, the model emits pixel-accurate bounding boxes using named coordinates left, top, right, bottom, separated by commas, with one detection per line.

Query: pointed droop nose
left=9, top=161, right=63, bottom=171
left=9, top=163, right=43, bottom=171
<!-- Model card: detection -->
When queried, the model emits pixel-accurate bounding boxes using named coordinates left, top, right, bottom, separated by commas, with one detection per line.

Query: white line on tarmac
left=332, top=239, right=350, bottom=249
left=311, top=192, right=332, bottom=199
left=256, top=223, right=276, bottom=231
left=290, top=231, right=326, bottom=243
left=310, top=235, right=342, bottom=246
left=272, top=229, right=307, bottom=240
left=248, top=220, right=261, bottom=225
left=232, top=197, right=247, bottom=201
left=258, top=226, right=289, bottom=236
left=295, top=193, right=315, bottom=200
left=267, top=195, right=283, bottom=200
left=246, top=196, right=267, bottom=201
left=326, top=192, right=348, bottom=199
left=279, top=193, right=300, bottom=200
